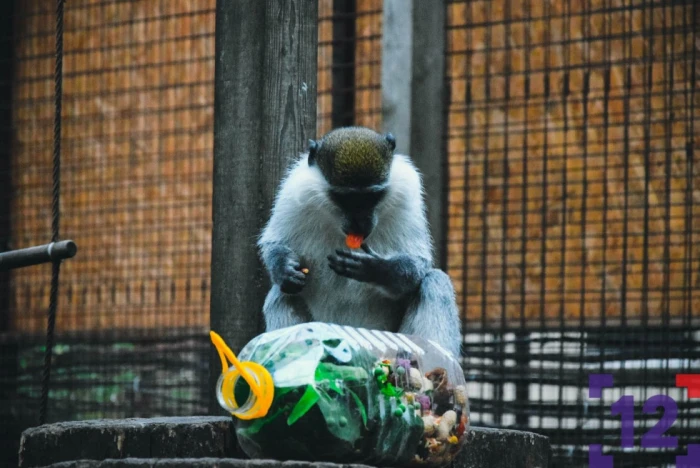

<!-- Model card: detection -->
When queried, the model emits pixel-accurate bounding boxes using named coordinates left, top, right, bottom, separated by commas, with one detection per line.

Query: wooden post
left=209, top=0, right=318, bottom=414
left=381, top=0, right=412, bottom=155
left=382, top=1, right=447, bottom=268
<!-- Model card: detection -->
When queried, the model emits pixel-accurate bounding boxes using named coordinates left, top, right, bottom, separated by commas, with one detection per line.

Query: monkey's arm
left=327, top=245, right=431, bottom=299
left=259, top=241, right=307, bottom=295
left=259, top=242, right=311, bottom=330
left=328, top=246, right=461, bottom=357
left=257, top=159, right=312, bottom=295
left=398, top=269, right=462, bottom=358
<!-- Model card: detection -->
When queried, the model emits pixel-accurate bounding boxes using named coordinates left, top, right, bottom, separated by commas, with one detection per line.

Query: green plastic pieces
left=218, top=323, right=470, bottom=466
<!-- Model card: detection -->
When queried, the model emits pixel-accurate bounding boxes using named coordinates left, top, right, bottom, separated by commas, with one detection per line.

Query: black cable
left=39, top=0, right=65, bottom=426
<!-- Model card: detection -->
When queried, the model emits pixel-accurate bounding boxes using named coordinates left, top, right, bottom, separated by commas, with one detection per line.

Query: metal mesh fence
left=446, top=0, right=699, bottom=465
left=317, top=0, right=383, bottom=135
left=0, top=1, right=384, bottom=465
left=0, top=0, right=216, bottom=464
left=1, top=1, right=697, bottom=467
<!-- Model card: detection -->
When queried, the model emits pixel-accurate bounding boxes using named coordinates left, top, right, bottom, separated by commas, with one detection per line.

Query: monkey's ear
left=385, top=133, right=396, bottom=151
left=308, top=139, right=318, bottom=165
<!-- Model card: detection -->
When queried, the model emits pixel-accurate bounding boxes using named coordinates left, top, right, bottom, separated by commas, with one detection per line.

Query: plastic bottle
left=210, top=322, right=470, bottom=467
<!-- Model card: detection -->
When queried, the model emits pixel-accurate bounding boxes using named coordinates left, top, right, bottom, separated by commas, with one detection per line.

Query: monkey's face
left=308, top=126, right=396, bottom=239
left=328, top=186, right=387, bottom=238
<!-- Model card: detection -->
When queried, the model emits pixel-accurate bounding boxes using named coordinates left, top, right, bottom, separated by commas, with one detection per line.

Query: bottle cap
left=210, top=330, right=274, bottom=420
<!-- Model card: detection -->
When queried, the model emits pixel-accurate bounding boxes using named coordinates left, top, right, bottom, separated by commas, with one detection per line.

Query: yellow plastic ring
left=210, top=330, right=275, bottom=419
left=219, top=361, right=274, bottom=419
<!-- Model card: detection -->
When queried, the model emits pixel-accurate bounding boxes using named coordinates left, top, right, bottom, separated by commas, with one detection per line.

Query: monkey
left=257, top=126, right=462, bottom=358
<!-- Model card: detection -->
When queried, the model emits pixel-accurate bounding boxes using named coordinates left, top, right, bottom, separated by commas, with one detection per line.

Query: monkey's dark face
left=308, top=126, right=396, bottom=239
left=329, top=186, right=387, bottom=238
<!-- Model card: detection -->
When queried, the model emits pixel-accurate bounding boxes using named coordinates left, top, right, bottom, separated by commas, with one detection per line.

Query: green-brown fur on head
left=308, top=126, right=396, bottom=188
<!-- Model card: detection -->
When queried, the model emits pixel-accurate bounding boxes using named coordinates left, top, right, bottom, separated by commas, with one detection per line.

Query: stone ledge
left=19, top=416, right=550, bottom=468
left=39, top=459, right=374, bottom=468
left=19, top=417, right=235, bottom=468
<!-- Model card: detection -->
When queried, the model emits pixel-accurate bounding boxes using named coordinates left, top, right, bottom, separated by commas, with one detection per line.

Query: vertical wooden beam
left=331, top=0, right=356, bottom=128
left=382, top=1, right=447, bottom=268
left=381, top=0, right=413, bottom=155
left=411, top=1, right=448, bottom=269
left=210, top=0, right=318, bottom=414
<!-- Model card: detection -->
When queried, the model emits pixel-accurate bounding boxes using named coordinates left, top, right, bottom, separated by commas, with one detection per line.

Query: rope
left=39, top=0, right=65, bottom=426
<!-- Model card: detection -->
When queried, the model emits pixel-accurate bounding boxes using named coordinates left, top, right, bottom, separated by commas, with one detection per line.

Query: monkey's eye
left=329, top=189, right=386, bottom=213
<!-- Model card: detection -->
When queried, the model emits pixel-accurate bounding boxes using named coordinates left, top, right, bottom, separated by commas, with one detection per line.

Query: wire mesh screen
left=0, top=1, right=384, bottom=465
left=0, top=0, right=216, bottom=464
left=317, top=0, right=383, bottom=135
left=446, top=0, right=699, bottom=465
left=2, top=0, right=697, bottom=467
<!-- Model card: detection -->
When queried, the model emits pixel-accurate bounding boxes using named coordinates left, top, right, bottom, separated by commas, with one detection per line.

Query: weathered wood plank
left=381, top=0, right=413, bottom=155
left=411, top=1, right=448, bottom=269
left=382, top=1, right=448, bottom=268
left=209, top=0, right=318, bottom=413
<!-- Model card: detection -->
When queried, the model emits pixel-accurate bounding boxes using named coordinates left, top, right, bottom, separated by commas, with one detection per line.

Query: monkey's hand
left=261, top=243, right=307, bottom=295
left=328, top=245, right=429, bottom=299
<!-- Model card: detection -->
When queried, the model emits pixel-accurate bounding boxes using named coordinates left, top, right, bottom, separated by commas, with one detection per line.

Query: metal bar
left=514, top=331, right=530, bottom=428
left=0, top=240, right=77, bottom=271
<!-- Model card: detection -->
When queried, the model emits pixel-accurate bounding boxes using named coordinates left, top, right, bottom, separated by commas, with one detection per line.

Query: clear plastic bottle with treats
left=210, top=322, right=470, bottom=466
